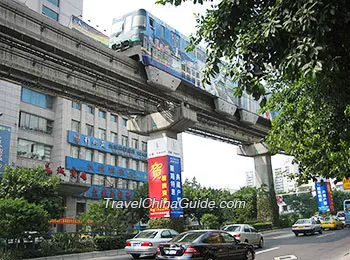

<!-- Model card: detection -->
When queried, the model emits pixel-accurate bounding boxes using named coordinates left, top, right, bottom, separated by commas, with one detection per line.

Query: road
left=87, top=228, right=350, bottom=260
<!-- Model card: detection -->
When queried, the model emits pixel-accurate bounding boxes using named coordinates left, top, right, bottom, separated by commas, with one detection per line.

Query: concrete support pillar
left=254, top=154, right=274, bottom=189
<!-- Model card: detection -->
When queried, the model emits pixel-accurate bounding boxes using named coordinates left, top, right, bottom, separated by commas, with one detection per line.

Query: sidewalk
left=27, top=248, right=126, bottom=260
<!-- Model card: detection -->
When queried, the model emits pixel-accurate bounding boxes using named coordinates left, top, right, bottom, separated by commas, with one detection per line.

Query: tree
left=80, top=200, right=129, bottom=235
left=157, top=0, right=350, bottom=183
left=332, top=190, right=350, bottom=213
left=256, top=185, right=279, bottom=225
left=282, top=193, right=318, bottom=218
left=0, top=167, right=64, bottom=219
left=201, top=213, right=219, bottom=229
left=129, top=183, right=149, bottom=224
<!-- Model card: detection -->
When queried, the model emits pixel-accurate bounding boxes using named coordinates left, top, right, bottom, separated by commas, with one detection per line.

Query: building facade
left=273, top=166, right=298, bottom=194
left=0, top=79, right=150, bottom=232
left=16, top=0, right=83, bottom=27
left=245, top=170, right=255, bottom=187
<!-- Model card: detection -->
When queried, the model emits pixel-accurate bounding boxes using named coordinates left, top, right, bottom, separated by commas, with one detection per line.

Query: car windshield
left=337, top=213, right=345, bottom=217
left=223, top=225, right=241, bottom=232
left=171, top=232, right=206, bottom=243
left=296, top=219, right=311, bottom=224
left=134, top=231, right=158, bottom=239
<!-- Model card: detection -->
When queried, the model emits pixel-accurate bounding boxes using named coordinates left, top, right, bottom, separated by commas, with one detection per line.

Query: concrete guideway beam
left=127, top=104, right=197, bottom=138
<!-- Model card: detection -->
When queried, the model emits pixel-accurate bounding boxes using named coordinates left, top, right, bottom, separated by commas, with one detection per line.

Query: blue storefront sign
left=67, top=131, right=147, bottom=161
left=315, top=182, right=331, bottom=212
left=0, top=124, right=11, bottom=173
left=65, top=156, right=148, bottom=182
left=168, top=156, right=183, bottom=217
left=76, top=184, right=134, bottom=200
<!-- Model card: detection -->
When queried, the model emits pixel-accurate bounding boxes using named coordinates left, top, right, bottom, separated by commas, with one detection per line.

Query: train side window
left=161, top=25, right=165, bottom=39
left=149, top=17, right=155, bottom=29
left=124, top=15, right=132, bottom=33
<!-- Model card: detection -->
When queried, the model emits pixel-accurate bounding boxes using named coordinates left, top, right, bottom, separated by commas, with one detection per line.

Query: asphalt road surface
left=88, top=228, right=350, bottom=260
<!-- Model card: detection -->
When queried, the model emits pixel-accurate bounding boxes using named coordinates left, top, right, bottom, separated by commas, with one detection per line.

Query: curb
left=26, top=249, right=126, bottom=260
left=261, top=227, right=291, bottom=234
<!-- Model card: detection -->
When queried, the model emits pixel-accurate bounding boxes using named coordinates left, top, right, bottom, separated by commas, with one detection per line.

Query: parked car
left=222, top=224, right=264, bottom=248
left=321, top=216, right=345, bottom=230
left=292, top=219, right=322, bottom=236
left=125, top=229, right=179, bottom=259
left=156, top=230, right=255, bottom=260
left=336, top=211, right=346, bottom=225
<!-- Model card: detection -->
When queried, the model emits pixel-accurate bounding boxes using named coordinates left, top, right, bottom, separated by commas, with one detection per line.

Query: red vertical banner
left=148, top=156, right=170, bottom=218
left=326, top=181, right=334, bottom=212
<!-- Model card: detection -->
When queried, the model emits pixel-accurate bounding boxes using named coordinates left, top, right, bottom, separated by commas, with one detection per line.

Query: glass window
left=98, top=152, right=105, bottom=164
left=71, top=120, right=80, bottom=133
left=221, top=233, right=236, bottom=243
left=121, top=157, right=128, bottom=168
left=99, top=110, right=106, bottom=119
left=122, top=118, right=128, bottom=127
left=202, top=232, right=224, bottom=244
left=85, top=149, right=93, bottom=161
left=86, top=105, right=94, bottom=114
left=42, top=5, right=58, bottom=21
left=121, top=135, right=128, bottom=146
left=17, top=139, right=51, bottom=161
left=21, top=87, right=53, bottom=109
left=124, top=15, right=132, bottom=32
left=111, top=19, right=123, bottom=36
left=86, top=124, right=94, bottom=136
left=111, top=114, right=118, bottom=123
left=19, top=112, right=53, bottom=134
left=131, top=138, right=138, bottom=149
left=110, top=155, right=116, bottom=166
left=161, top=25, right=165, bottom=39
left=140, top=162, right=147, bottom=172
left=72, top=101, right=81, bottom=110
left=116, top=178, right=127, bottom=189
left=141, top=141, right=147, bottom=152
left=111, top=132, right=118, bottom=143
left=47, top=0, right=59, bottom=7
left=71, top=146, right=80, bottom=158
left=130, top=159, right=137, bottom=170
left=149, top=18, right=154, bottom=29
left=98, top=128, right=106, bottom=140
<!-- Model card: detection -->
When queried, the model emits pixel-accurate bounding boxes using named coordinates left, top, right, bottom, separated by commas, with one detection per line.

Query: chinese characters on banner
left=0, top=124, right=11, bottom=173
left=148, top=137, right=183, bottom=218
left=315, top=181, right=334, bottom=212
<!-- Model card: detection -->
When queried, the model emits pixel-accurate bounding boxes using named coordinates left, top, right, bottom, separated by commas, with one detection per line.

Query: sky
left=83, top=0, right=290, bottom=190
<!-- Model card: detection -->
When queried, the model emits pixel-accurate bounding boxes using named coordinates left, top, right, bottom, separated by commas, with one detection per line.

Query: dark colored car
left=156, top=230, right=255, bottom=260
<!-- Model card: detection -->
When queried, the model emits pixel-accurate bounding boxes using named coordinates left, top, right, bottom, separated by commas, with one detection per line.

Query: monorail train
left=109, top=9, right=271, bottom=121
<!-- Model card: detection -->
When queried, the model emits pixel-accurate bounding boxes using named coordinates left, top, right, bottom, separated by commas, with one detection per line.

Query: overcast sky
left=83, top=0, right=289, bottom=190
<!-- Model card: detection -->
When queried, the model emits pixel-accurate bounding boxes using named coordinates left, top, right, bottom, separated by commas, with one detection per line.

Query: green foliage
left=0, top=166, right=64, bottom=218
left=252, top=222, right=273, bottom=231
left=79, top=200, right=129, bottom=235
left=0, top=198, right=49, bottom=239
left=93, top=235, right=133, bottom=251
left=157, top=0, right=350, bottom=183
left=282, top=193, right=317, bottom=218
left=129, top=183, right=149, bottom=224
left=200, top=213, right=219, bottom=229
left=257, top=185, right=279, bottom=226
left=332, top=190, right=350, bottom=212
left=148, top=217, right=185, bottom=233
left=278, top=213, right=301, bottom=228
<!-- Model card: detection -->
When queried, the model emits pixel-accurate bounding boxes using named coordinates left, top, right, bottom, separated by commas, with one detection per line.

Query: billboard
left=0, top=124, right=11, bottom=173
left=315, top=181, right=334, bottom=212
left=71, top=15, right=109, bottom=46
left=343, top=178, right=350, bottom=190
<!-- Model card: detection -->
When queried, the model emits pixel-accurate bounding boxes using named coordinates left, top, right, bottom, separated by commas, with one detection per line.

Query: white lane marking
left=256, top=247, right=280, bottom=255
left=271, top=234, right=294, bottom=239
left=274, top=255, right=297, bottom=260
left=316, top=232, right=335, bottom=238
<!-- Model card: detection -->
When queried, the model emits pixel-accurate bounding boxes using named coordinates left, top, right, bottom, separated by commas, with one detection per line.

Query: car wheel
left=204, top=255, right=215, bottom=260
left=244, top=249, right=254, bottom=260
left=131, top=254, right=140, bottom=259
left=258, top=238, right=264, bottom=248
left=294, top=232, right=299, bottom=237
left=319, top=229, right=322, bottom=234
left=245, top=239, right=249, bottom=244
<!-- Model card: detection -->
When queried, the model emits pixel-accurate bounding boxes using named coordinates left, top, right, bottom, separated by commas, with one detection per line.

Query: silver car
left=223, top=224, right=264, bottom=248
left=292, top=218, right=322, bottom=236
left=125, top=229, right=179, bottom=259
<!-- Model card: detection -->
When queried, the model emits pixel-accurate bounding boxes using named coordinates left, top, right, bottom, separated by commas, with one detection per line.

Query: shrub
left=148, top=218, right=185, bottom=233
left=252, top=222, right=273, bottom=231
left=93, top=234, right=135, bottom=251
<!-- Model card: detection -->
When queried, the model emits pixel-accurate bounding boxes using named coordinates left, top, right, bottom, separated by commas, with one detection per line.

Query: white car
left=222, top=224, right=264, bottom=248
left=125, top=229, right=178, bottom=259
left=292, top=218, right=322, bottom=236
left=336, top=212, right=346, bottom=225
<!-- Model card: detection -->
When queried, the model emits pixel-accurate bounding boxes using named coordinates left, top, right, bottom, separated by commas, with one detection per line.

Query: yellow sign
left=343, top=178, right=350, bottom=190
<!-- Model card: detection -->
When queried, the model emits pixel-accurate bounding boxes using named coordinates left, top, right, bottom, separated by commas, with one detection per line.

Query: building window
left=86, top=124, right=94, bottom=136
left=71, top=120, right=80, bottom=133
left=121, top=157, right=128, bottom=168
left=121, top=135, right=128, bottom=147
left=131, top=138, right=138, bottom=149
left=141, top=141, right=147, bottom=152
left=98, top=128, right=106, bottom=140
left=110, top=155, right=117, bottom=166
left=99, top=110, right=106, bottom=119
left=110, top=132, right=118, bottom=143
left=72, top=101, right=81, bottom=110
left=17, top=139, right=51, bottom=161
left=111, top=114, right=118, bottom=123
left=47, top=0, right=59, bottom=7
left=21, top=87, right=53, bottom=110
left=71, top=146, right=80, bottom=158
left=116, top=178, right=127, bottom=189
left=98, top=152, right=105, bottom=164
left=86, top=105, right=94, bottom=114
left=130, top=159, right=137, bottom=170
left=42, top=5, right=58, bottom=21
left=122, top=118, right=128, bottom=127
left=85, top=149, right=93, bottom=161
left=140, top=161, right=147, bottom=172
left=19, top=112, right=53, bottom=134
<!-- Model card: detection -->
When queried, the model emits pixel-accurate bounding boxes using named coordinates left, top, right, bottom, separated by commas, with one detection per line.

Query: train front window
left=124, top=15, right=132, bottom=32
left=111, top=20, right=123, bottom=37
left=133, top=15, right=146, bottom=28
